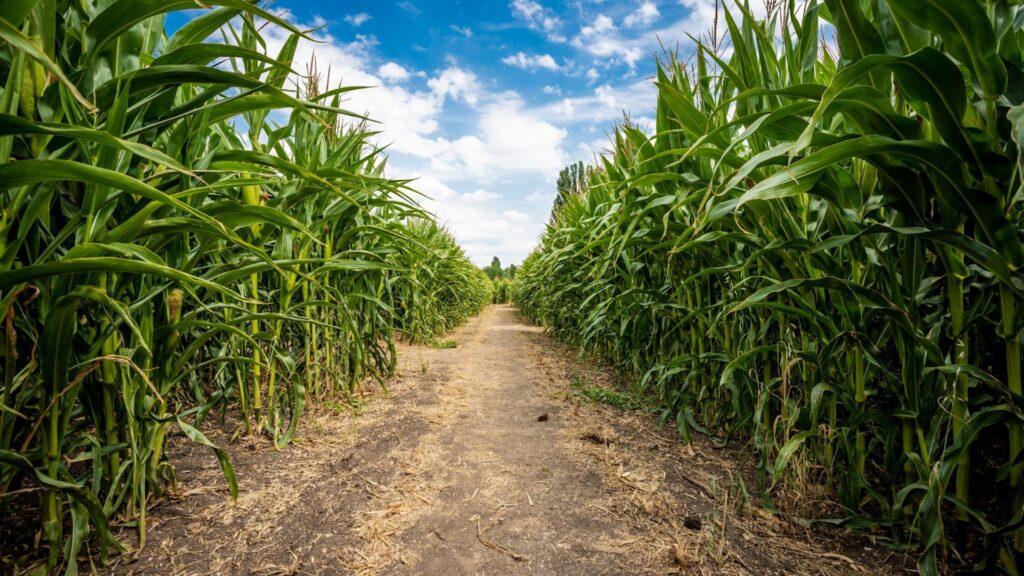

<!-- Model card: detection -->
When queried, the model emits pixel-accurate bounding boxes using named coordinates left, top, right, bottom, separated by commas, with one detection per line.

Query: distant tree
left=482, top=257, right=520, bottom=281
left=551, top=161, right=590, bottom=221
left=484, top=256, right=503, bottom=280
left=480, top=256, right=526, bottom=281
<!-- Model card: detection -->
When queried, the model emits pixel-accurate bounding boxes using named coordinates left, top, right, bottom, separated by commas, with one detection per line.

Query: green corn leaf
left=176, top=418, right=238, bottom=500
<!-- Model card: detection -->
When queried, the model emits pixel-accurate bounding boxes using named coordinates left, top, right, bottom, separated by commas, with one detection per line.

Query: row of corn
left=516, top=0, right=1024, bottom=572
left=0, top=1, right=490, bottom=573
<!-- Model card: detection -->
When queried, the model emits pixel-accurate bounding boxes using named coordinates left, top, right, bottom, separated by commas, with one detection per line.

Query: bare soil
left=106, top=305, right=906, bottom=575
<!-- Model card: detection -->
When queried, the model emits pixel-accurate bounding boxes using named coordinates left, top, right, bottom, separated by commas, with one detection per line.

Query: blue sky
left=177, top=1, right=724, bottom=265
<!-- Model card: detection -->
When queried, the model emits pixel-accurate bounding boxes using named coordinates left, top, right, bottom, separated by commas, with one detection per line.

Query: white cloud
left=344, top=13, right=371, bottom=27
left=526, top=189, right=554, bottom=205
left=398, top=1, right=421, bottom=15
left=377, top=62, right=411, bottom=83
left=427, top=67, right=482, bottom=106
left=543, top=80, right=656, bottom=124
left=624, top=2, right=660, bottom=28
left=450, top=24, right=473, bottom=38
left=581, top=14, right=615, bottom=37
left=510, top=0, right=566, bottom=42
left=510, top=0, right=544, bottom=21
left=476, top=93, right=567, bottom=174
left=249, top=0, right=777, bottom=265
left=675, top=0, right=728, bottom=32
left=502, top=209, right=530, bottom=222
left=257, top=17, right=488, bottom=168
left=502, top=52, right=560, bottom=71
left=577, top=137, right=609, bottom=159
left=632, top=115, right=656, bottom=133
left=572, top=13, right=647, bottom=67
left=462, top=189, right=501, bottom=202
left=253, top=11, right=603, bottom=265
left=566, top=0, right=761, bottom=70
left=657, top=1, right=768, bottom=47
left=424, top=92, right=567, bottom=180
left=413, top=175, right=547, bottom=265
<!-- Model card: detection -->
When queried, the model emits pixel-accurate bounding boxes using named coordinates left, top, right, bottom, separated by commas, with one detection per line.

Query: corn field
left=0, top=1, right=490, bottom=573
left=491, top=279, right=514, bottom=304
left=516, top=0, right=1024, bottom=572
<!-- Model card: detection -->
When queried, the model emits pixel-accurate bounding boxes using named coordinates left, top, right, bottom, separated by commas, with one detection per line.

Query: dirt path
left=110, top=305, right=902, bottom=575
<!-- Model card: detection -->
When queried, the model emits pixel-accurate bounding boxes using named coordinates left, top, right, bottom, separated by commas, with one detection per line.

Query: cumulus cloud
left=572, top=13, right=646, bottom=67
left=377, top=62, right=411, bottom=83
left=580, top=14, right=615, bottom=37
left=251, top=5, right=709, bottom=265
left=565, top=0, right=760, bottom=70
left=344, top=13, right=371, bottom=27
left=502, top=52, right=560, bottom=71
left=510, top=0, right=566, bottom=42
left=525, top=189, right=554, bottom=205
left=422, top=92, right=567, bottom=180
left=462, top=189, right=502, bottom=202
left=259, top=15, right=546, bottom=181
left=476, top=93, right=567, bottom=174
left=576, top=137, right=610, bottom=159
left=255, top=12, right=572, bottom=264
left=427, top=67, right=482, bottom=106
left=257, top=22, right=462, bottom=164
left=502, top=209, right=530, bottom=222
left=412, top=175, right=547, bottom=265
left=624, top=2, right=660, bottom=28
left=543, top=80, right=656, bottom=124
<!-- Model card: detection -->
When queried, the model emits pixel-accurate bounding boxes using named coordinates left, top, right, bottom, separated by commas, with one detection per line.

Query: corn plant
left=491, top=279, right=513, bottom=304
left=517, top=0, right=1024, bottom=572
left=388, top=218, right=492, bottom=343
left=0, top=1, right=489, bottom=573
